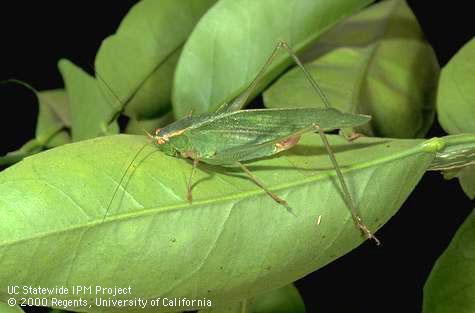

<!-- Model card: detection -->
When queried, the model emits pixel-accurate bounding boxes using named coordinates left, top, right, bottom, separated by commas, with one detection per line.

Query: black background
left=1, top=1, right=473, bottom=313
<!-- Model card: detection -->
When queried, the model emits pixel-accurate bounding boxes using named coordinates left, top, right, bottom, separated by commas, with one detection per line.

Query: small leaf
left=251, top=284, right=305, bottom=313
left=0, top=139, right=42, bottom=166
left=423, top=210, right=475, bottom=313
left=2, top=132, right=468, bottom=311
left=95, top=0, right=217, bottom=120
left=173, top=0, right=374, bottom=118
left=44, top=131, right=71, bottom=149
left=456, top=166, right=475, bottom=199
left=440, top=166, right=475, bottom=200
left=36, top=89, right=71, bottom=144
left=58, top=59, right=119, bottom=141
left=264, top=0, right=439, bottom=138
left=437, top=37, right=475, bottom=134
left=0, top=85, right=70, bottom=166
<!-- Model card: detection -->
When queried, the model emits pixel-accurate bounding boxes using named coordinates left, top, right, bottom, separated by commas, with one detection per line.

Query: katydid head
left=143, top=128, right=169, bottom=146
left=154, top=128, right=168, bottom=144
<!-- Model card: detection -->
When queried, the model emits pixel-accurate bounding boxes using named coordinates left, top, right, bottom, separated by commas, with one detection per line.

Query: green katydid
left=102, top=41, right=379, bottom=244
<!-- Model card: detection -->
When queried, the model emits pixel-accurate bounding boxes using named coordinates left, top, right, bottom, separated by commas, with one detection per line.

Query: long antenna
left=92, top=65, right=153, bottom=223
left=101, top=142, right=151, bottom=223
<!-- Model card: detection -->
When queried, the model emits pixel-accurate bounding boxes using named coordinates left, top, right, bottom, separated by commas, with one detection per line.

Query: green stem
left=429, top=134, right=475, bottom=170
left=0, top=139, right=43, bottom=166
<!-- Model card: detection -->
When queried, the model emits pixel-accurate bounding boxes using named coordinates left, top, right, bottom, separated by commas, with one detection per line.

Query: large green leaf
left=172, top=0, right=374, bottom=118
left=1, top=133, right=472, bottom=312
left=59, top=59, right=119, bottom=141
left=437, top=37, right=475, bottom=134
left=264, top=0, right=439, bottom=138
left=423, top=210, right=475, bottom=313
left=95, top=0, right=217, bottom=121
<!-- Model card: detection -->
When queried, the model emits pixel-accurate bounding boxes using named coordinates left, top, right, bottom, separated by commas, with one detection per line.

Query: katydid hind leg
left=236, top=161, right=294, bottom=215
left=277, top=41, right=332, bottom=109
left=314, top=124, right=380, bottom=245
left=187, top=159, right=199, bottom=203
left=339, top=128, right=363, bottom=142
left=224, top=41, right=331, bottom=113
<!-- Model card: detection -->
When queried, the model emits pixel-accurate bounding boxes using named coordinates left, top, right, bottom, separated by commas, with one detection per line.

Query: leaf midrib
left=0, top=139, right=428, bottom=248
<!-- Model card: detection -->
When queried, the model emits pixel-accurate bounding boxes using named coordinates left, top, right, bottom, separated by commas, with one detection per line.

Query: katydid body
left=104, top=41, right=379, bottom=244
left=150, top=108, right=370, bottom=165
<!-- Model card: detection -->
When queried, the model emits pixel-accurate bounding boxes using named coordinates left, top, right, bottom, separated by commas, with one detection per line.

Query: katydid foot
left=346, top=132, right=363, bottom=142
left=355, top=216, right=380, bottom=245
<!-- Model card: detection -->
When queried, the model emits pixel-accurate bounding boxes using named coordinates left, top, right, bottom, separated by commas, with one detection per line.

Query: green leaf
left=456, top=166, right=475, bottom=199
left=263, top=0, right=439, bottom=138
left=58, top=59, right=119, bottom=141
left=423, top=210, right=475, bottom=313
left=0, top=86, right=70, bottom=166
left=0, top=302, right=24, bottom=313
left=441, top=166, right=475, bottom=200
left=95, top=0, right=217, bottom=120
left=173, top=0, right=374, bottom=118
left=428, top=134, right=475, bottom=199
left=251, top=284, right=305, bottom=313
left=36, top=89, right=71, bottom=145
left=437, top=37, right=475, bottom=134
left=0, top=139, right=43, bottom=166
left=2, top=132, right=468, bottom=311
left=436, top=37, right=475, bottom=198
left=44, top=131, right=71, bottom=149
left=428, top=134, right=475, bottom=171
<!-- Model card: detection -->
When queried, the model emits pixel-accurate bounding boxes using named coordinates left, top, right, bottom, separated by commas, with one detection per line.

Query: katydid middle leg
left=187, top=158, right=199, bottom=203
left=340, top=128, right=364, bottom=142
left=236, top=161, right=295, bottom=214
